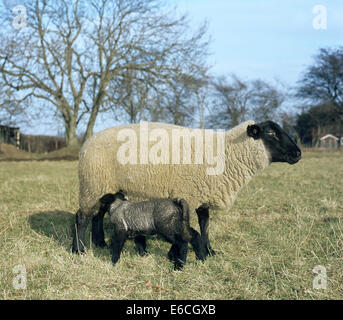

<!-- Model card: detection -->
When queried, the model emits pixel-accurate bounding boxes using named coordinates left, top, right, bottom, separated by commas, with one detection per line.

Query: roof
left=320, top=134, right=339, bottom=141
left=0, top=125, right=20, bottom=130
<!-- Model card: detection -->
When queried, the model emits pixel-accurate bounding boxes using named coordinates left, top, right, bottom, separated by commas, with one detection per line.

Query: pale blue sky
left=176, top=0, right=343, bottom=84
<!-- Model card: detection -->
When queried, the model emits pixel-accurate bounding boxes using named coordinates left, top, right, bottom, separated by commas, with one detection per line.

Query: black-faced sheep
left=100, top=192, right=206, bottom=270
left=72, top=120, right=301, bottom=257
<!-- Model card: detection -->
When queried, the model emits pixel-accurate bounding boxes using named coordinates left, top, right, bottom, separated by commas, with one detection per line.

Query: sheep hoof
left=195, top=250, right=207, bottom=262
left=94, top=240, right=108, bottom=248
left=112, top=256, right=120, bottom=265
left=72, top=248, right=85, bottom=255
left=174, top=260, right=185, bottom=271
left=138, top=249, right=148, bottom=257
left=174, top=264, right=184, bottom=271
left=205, top=246, right=216, bottom=257
left=207, top=248, right=216, bottom=256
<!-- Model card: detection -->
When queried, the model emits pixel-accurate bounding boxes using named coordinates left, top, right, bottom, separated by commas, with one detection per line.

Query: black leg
left=72, top=209, right=91, bottom=254
left=111, top=229, right=127, bottom=264
left=189, top=227, right=207, bottom=261
left=173, top=241, right=188, bottom=270
left=168, top=244, right=177, bottom=262
left=134, top=235, right=148, bottom=256
left=196, top=205, right=215, bottom=256
left=91, top=206, right=107, bottom=248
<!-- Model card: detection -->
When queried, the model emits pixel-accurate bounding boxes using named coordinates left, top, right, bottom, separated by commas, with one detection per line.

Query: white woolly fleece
left=78, top=121, right=271, bottom=215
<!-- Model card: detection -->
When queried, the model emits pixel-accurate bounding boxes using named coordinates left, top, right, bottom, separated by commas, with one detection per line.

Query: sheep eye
left=267, top=131, right=279, bottom=140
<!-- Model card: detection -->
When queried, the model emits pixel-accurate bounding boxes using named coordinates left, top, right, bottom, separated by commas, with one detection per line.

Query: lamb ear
left=116, top=190, right=127, bottom=201
left=247, top=124, right=261, bottom=140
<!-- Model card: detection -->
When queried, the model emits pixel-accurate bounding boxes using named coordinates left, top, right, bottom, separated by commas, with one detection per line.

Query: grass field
left=0, top=151, right=342, bottom=300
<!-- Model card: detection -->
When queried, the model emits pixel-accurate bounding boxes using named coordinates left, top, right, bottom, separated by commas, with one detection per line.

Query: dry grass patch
left=0, top=152, right=342, bottom=299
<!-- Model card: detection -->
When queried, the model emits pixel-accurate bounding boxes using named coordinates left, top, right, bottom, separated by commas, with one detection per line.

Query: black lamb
left=99, top=192, right=206, bottom=270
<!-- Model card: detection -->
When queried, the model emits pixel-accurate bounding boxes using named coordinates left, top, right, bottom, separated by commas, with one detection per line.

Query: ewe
left=72, top=120, right=301, bottom=257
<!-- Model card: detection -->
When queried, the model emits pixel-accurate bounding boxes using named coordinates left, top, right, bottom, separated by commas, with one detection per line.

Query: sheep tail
left=173, top=198, right=192, bottom=241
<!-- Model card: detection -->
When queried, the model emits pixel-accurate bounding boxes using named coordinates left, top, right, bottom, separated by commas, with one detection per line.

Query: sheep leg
left=173, top=240, right=188, bottom=270
left=72, top=209, right=91, bottom=254
left=196, top=205, right=216, bottom=256
left=111, top=229, right=127, bottom=264
left=189, top=227, right=207, bottom=261
left=91, top=206, right=107, bottom=248
left=134, top=235, right=148, bottom=256
left=167, top=244, right=177, bottom=262
left=169, top=224, right=209, bottom=262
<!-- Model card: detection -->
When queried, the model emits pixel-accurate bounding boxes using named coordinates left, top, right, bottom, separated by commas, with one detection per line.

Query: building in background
left=319, top=134, right=343, bottom=149
left=0, top=125, right=20, bottom=149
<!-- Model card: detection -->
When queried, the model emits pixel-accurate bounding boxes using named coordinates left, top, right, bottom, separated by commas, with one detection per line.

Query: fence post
left=16, top=129, right=20, bottom=149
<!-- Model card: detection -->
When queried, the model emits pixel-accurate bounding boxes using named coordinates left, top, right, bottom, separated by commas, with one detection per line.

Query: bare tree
left=109, top=65, right=210, bottom=127
left=159, top=74, right=198, bottom=126
left=185, top=73, right=210, bottom=129
left=248, top=79, right=285, bottom=123
left=296, top=47, right=343, bottom=120
left=146, top=72, right=211, bottom=127
left=0, top=0, right=209, bottom=145
left=207, top=75, right=252, bottom=129
left=0, top=87, right=26, bottom=126
left=206, top=75, right=285, bottom=129
left=108, top=65, right=152, bottom=123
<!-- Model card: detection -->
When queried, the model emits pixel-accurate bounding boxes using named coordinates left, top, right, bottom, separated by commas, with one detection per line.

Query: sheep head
left=247, top=120, right=301, bottom=165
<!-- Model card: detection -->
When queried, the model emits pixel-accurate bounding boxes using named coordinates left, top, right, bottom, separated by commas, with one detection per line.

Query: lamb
left=99, top=191, right=206, bottom=270
left=72, top=120, right=301, bottom=257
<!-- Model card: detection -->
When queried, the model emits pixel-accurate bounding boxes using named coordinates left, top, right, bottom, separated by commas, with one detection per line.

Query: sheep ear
left=247, top=124, right=261, bottom=140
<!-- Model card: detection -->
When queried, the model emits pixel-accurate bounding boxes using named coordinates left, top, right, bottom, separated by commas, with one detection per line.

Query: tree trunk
left=83, top=106, right=99, bottom=143
left=65, top=118, right=79, bottom=147
left=199, top=104, right=205, bottom=129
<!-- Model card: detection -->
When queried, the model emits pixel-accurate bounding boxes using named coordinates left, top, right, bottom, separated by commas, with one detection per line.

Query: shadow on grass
left=28, top=210, right=76, bottom=251
left=27, top=211, right=178, bottom=264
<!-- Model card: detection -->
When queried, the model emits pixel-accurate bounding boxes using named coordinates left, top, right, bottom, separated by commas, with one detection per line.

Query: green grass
left=0, top=152, right=343, bottom=299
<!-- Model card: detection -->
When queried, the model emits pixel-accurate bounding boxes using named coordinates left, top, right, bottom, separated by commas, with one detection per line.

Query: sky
left=17, top=0, right=343, bottom=135
left=176, top=0, right=343, bottom=84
